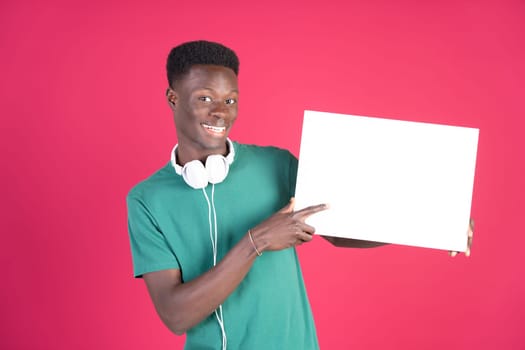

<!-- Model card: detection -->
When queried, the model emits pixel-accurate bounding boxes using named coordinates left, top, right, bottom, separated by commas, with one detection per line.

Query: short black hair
left=166, top=40, right=239, bottom=87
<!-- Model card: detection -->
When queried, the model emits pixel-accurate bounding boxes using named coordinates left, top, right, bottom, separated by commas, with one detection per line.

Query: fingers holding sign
left=450, top=218, right=474, bottom=257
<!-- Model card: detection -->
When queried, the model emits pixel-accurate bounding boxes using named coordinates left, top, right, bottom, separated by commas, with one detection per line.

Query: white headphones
left=170, top=139, right=235, bottom=189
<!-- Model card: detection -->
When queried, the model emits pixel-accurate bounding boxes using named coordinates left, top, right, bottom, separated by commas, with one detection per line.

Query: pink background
left=2, top=0, right=524, bottom=349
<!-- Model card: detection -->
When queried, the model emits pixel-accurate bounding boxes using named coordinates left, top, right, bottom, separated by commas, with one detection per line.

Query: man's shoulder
left=127, top=162, right=174, bottom=201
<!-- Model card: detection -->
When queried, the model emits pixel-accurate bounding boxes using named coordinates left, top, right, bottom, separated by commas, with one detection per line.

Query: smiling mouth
left=202, top=124, right=226, bottom=133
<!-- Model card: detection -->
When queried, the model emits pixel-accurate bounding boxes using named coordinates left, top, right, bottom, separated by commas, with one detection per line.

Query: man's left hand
left=450, top=218, right=474, bottom=257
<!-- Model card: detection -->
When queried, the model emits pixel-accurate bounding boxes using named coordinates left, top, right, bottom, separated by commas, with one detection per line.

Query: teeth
left=203, top=124, right=226, bottom=132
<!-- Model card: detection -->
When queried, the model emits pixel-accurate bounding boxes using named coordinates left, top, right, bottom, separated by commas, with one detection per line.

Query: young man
left=127, top=40, right=468, bottom=349
left=127, top=40, right=331, bottom=349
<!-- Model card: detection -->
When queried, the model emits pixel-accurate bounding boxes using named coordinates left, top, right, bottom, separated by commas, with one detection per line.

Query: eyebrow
left=198, top=87, right=239, bottom=93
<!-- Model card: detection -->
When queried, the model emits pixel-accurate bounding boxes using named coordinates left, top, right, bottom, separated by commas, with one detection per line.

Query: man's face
left=168, top=65, right=239, bottom=160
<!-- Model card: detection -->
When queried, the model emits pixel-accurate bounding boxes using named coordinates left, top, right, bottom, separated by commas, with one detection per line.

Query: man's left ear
left=166, top=88, right=177, bottom=110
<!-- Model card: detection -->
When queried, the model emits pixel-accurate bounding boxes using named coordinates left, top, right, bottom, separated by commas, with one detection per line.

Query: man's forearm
left=145, top=233, right=258, bottom=335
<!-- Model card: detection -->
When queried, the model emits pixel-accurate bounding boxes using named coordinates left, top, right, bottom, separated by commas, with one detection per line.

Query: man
left=127, top=40, right=470, bottom=349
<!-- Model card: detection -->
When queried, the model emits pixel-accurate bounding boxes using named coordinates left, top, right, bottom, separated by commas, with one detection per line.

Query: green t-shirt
left=127, top=142, right=319, bottom=350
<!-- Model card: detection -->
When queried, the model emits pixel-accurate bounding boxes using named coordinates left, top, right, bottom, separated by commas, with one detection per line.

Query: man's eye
left=225, top=98, right=237, bottom=105
left=199, top=96, right=212, bottom=102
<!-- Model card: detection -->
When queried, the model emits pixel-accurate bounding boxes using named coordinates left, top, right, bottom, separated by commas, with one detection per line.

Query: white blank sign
left=294, top=110, right=479, bottom=252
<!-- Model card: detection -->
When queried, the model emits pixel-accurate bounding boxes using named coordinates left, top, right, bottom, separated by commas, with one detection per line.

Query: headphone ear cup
left=181, top=160, right=209, bottom=189
left=171, top=142, right=234, bottom=188
left=206, top=155, right=229, bottom=184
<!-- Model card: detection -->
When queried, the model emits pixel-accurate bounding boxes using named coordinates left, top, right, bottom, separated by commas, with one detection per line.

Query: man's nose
left=210, top=101, right=228, bottom=118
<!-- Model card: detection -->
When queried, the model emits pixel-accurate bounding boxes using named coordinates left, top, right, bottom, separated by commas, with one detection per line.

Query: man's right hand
left=249, top=198, right=329, bottom=253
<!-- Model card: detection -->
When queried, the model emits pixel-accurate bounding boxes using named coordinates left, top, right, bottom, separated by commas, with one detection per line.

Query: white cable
left=211, top=184, right=218, bottom=266
left=202, top=188, right=217, bottom=259
left=202, top=185, right=227, bottom=350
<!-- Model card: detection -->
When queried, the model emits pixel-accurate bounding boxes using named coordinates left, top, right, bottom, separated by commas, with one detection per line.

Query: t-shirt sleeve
left=127, top=194, right=181, bottom=278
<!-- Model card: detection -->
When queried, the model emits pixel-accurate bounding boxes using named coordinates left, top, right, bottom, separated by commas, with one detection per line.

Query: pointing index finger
left=294, top=203, right=330, bottom=220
